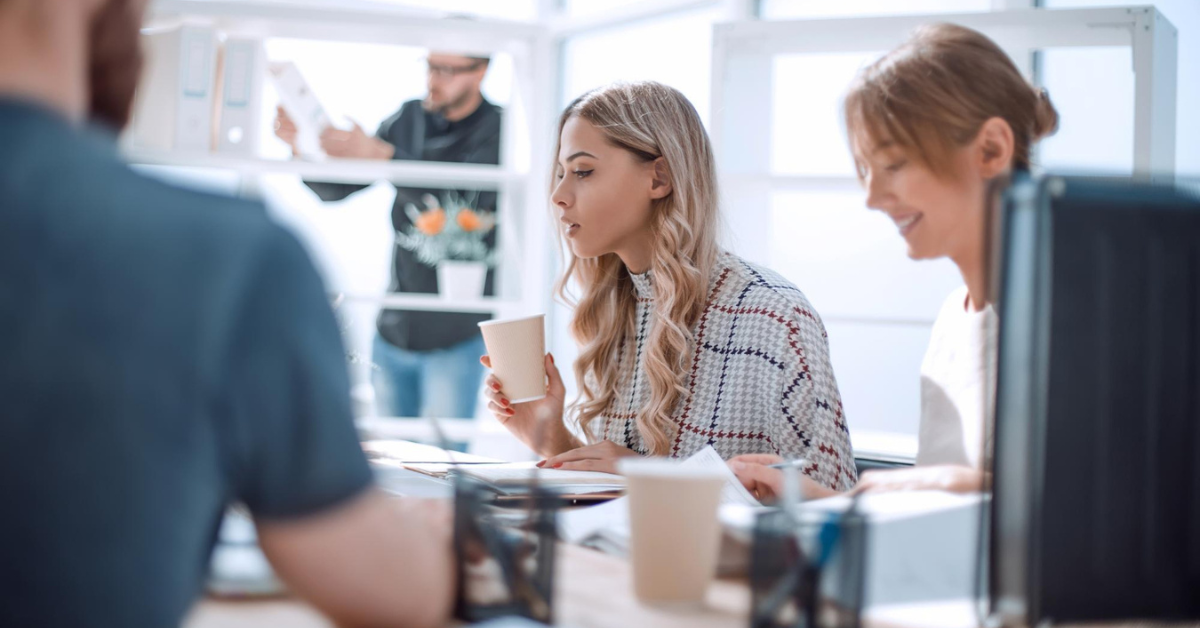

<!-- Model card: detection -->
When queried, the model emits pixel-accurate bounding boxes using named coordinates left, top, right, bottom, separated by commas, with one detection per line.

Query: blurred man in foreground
left=0, top=1, right=454, bottom=626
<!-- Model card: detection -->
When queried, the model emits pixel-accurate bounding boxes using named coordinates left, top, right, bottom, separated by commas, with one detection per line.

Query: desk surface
left=185, top=466, right=1199, bottom=628
left=186, top=461, right=964, bottom=628
left=187, top=543, right=754, bottom=628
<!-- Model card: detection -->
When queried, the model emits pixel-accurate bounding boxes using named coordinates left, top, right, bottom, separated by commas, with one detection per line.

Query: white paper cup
left=618, top=458, right=726, bottom=607
left=478, top=314, right=546, bottom=403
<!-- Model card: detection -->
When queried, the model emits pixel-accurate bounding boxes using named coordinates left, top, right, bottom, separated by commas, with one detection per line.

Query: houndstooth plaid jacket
left=586, top=251, right=857, bottom=491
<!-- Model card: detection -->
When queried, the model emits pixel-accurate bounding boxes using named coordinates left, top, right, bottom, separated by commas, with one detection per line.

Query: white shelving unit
left=126, top=149, right=523, bottom=189
left=336, top=292, right=520, bottom=315
left=135, top=0, right=558, bottom=324
left=133, top=0, right=559, bottom=450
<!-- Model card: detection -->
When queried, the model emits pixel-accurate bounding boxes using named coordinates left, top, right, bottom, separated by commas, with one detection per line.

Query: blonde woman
left=480, top=82, right=856, bottom=492
left=731, top=23, right=1059, bottom=501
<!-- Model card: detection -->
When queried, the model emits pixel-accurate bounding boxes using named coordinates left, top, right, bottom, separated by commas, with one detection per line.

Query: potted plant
left=396, top=192, right=497, bottom=301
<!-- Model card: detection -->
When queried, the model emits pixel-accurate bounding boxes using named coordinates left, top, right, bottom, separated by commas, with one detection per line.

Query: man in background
left=0, top=1, right=454, bottom=626
left=275, top=52, right=501, bottom=425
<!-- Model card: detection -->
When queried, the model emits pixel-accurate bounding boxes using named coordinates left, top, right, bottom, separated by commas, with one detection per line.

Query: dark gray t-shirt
left=0, top=100, right=373, bottom=628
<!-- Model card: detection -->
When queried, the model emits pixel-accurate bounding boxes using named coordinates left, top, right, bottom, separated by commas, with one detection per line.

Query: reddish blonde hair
left=844, top=23, right=1059, bottom=177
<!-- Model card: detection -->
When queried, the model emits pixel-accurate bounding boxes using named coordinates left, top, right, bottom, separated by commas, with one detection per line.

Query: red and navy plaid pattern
left=590, top=252, right=857, bottom=491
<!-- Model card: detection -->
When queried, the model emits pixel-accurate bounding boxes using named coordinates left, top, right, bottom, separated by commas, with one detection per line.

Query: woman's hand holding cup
left=480, top=353, right=575, bottom=457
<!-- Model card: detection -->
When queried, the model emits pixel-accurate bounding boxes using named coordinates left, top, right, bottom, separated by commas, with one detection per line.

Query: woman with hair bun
left=732, top=23, right=1059, bottom=500
left=481, top=81, right=857, bottom=493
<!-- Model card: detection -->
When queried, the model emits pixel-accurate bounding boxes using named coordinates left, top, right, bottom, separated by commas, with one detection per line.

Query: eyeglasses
left=425, top=59, right=486, bottom=78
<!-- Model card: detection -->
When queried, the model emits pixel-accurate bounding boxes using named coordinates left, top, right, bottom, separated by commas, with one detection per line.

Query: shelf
left=714, top=7, right=1148, bottom=55
left=147, top=0, right=544, bottom=53
left=335, top=292, right=519, bottom=314
left=126, top=149, right=522, bottom=189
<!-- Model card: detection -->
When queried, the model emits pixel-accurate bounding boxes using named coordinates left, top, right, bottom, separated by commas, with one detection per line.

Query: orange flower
left=456, top=209, right=482, bottom=232
left=415, top=208, right=446, bottom=236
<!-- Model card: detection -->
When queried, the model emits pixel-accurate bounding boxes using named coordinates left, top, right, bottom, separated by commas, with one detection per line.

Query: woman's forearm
left=537, top=427, right=583, bottom=458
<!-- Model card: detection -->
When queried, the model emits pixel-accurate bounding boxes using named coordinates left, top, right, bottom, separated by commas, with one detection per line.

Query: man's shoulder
left=104, top=163, right=276, bottom=251
left=56, top=139, right=286, bottom=285
left=3, top=111, right=275, bottom=250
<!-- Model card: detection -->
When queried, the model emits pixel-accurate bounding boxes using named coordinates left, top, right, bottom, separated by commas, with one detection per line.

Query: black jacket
left=306, top=98, right=502, bottom=352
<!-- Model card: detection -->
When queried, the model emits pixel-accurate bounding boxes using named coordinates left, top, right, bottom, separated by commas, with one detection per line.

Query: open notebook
left=362, top=440, right=624, bottom=494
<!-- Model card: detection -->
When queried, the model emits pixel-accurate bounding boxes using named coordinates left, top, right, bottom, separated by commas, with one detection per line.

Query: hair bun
left=1033, top=87, right=1060, bottom=140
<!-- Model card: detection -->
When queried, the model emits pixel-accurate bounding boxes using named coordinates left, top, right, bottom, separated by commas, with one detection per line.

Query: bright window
left=771, top=52, right=881, bottom=176
left=560, top=8, right=722, bottom=123
left=1037, top=47, right=1134, bottom=174
left=1039, top=0, right=1199, bottom=176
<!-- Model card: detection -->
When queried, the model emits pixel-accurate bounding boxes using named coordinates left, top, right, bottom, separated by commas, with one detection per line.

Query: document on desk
left=677, top=445, right=761, bottom=507
left=558, top=446, right=760, bottom=547
left=459, top=462, right=626, bottom=490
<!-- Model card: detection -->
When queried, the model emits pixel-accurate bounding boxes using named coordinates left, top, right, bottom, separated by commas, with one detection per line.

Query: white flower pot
left=437, top=261, right=488, bottom=301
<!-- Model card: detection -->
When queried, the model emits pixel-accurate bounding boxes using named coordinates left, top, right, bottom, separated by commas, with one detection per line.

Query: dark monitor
left=990, top=174, right=1200, bottom=625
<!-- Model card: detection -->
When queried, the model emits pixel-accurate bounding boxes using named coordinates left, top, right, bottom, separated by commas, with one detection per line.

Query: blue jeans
left=371, top=334, right=486, bottom=419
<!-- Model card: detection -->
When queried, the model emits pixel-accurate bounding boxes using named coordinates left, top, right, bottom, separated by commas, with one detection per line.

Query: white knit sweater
left=585, top=251, right=857, bottom=491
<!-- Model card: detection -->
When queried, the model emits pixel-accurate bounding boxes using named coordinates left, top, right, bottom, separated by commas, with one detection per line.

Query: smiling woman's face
left=550, top=116, right=659, bottom=264
left=857, top=139, right=986, bottom=262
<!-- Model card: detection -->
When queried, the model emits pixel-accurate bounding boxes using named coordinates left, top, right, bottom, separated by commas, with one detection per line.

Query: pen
left=768, top=458, right=808, bottom=470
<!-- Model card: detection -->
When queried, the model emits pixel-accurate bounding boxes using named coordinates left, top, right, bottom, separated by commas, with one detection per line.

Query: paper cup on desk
left=618, top=458, right=726, bottom=607
left=478, top=314, right=546, bottom=403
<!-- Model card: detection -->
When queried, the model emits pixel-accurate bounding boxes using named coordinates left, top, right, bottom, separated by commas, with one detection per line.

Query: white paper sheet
left=461, top=462, right=626, bottom=488
left=678, top=445, right=762, bottom=507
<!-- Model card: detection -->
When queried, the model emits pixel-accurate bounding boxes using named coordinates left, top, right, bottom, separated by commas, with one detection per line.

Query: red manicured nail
left=552, top=463, right=563, bottom=469
left=536, top=460, right=545, bottom=467
left=492, top=383, right=501, bottom=391
left=500, top=398, right=510, bottom=407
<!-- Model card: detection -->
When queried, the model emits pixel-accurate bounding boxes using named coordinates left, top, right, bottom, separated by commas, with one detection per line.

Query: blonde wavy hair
left=552, top=82, right=720, bottom=456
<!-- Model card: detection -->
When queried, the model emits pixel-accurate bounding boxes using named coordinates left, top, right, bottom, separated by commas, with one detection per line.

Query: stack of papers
left=457, top=462, right=625, bottom=492
left=363, top=440, right=625, bottom=497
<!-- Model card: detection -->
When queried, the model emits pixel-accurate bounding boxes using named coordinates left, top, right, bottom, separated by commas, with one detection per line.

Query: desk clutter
left=364, top=439, right=625, bottom=500
left=358, top=440, right=997, bottom=625
left=361, top=440, right=989, bottom=627
left=199, top=437, right=1199, bottom=628
left=454, top=476, right=557, bottom=625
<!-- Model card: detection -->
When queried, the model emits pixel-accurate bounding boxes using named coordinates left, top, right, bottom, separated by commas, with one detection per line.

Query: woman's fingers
left=482, top=374, right=507, bottom=402
left=539, top=444, right=604, bottom=467
left=481, top=385, right=508, bottom=406
left=544, top=353, right=566, bottom=398
left=556, top=459, right=616, bottom=474
left=729, top=461, right=784, bottom=501
left=487, top=401, right=514, bottom=418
